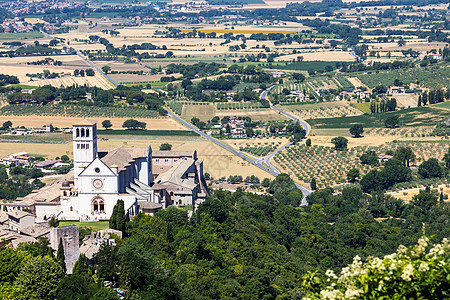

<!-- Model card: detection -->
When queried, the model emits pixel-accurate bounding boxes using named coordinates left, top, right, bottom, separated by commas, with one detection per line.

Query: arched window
left=76, top=128, right=80, bottom=137
left=70, top=206, right=73, bottom=212
left=93, top=200, right=98, bottom=212
left=86, top=129, right=90, bottom=137
left=92, top=197, right=104, bottom=213
left=81, top=128, right=85, bottom=137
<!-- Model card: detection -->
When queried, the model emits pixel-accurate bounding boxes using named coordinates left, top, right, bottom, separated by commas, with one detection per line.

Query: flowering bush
left=305, top=237, right=450, bottom=299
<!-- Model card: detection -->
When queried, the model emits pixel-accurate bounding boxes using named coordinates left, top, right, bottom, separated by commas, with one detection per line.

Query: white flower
left=320, top=288, right=343, bottom=300
left=418, top=262, right=429, bottom=272
left=326, top=269, right=338, bottom=279
left=401, top=263, right=414, bottom=281
left=397, top=244, right=407, bottom=254
left=344, top=288, right=363, bottom=299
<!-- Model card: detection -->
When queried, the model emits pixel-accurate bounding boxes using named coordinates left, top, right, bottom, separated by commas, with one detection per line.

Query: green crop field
left=307, top=106, right=447, bottom=129
left=432, top=101, right=450, bottom=109
left=0, top=32, right=43, bottom=40
left=274, top=61, right=343, bottom=72
left=352, top=102, right=371, bottom=113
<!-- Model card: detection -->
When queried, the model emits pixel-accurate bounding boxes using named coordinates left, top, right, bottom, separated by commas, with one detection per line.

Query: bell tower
left=73, top=119, right=97, bottom=187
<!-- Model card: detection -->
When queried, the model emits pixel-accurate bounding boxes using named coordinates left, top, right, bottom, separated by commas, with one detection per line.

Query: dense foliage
left=85, top=176, right=448, bottom=299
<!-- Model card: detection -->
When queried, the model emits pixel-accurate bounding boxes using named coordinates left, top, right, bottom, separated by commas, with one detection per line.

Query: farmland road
left=164, top=108, right=309, bottom=205
left=259, top=86, right=312, bottom=202
left=43, top=29, right=310, bottom=203
left=40, top=31, right=120, bottom=87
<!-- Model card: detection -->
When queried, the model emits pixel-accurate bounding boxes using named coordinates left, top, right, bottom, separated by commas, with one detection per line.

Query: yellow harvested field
left=181, top=29, right=302, bottom=34
left=309, top=130, right=398, bottom=147
left=0, top=116, right=186, bottom=130
left=393, top=94, right=418, bottom=108
left=389, top=185, right=450, bottom=202
left=347, top=77, right=366, bottom=88
left=0, top=137, right=274, bottom=180
left=275, top=51, right=356, bottom=62
left=28, top=75, right=115, bottom=90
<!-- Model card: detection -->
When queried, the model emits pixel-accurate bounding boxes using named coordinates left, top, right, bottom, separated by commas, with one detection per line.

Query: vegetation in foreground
left=1, top=173, right=449, bottom=299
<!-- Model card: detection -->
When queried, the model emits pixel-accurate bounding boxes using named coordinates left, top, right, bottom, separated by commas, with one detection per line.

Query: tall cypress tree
left=115, top=200, right=126, bottom=233
left=311, top=177, right=317, bottom=190
left=57, top=237, right=66, bottom=272
left=109, top=203, right=117, bottom=230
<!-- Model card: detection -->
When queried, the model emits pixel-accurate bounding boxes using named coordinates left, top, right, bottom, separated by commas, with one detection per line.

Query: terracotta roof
left=21, top=223, right=50, bottom=238
left=102, top=147, right=149, bottom=172
left=154, top=159, right=197, bottom=190
left=138, top=201, right=163, bottom=210
left=74, top=119, right=97, bottom=126
left=12, top=171, right=74, bottom=206
left=152, top=150, right=196, bottom=158
left=7, top=210, right=33, bottom=219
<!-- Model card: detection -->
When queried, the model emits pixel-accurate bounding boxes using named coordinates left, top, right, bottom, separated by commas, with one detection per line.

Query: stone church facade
left=7, top=120, right=208, bottom=221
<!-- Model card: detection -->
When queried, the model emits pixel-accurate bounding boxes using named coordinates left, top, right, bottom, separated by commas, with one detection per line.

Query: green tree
left=0, top=248, right=27, bottom=284
left=331, top=136, right=348, bottom=151
left=360, top=150, right=379, bottom=166
left=109, top=203, right=118, bottom=230
left=101, top=65, right=111, bottom=74
left=122, top=119, right=146, bottom=130
left=349, top=124, right=364, bottom=138
left=261, top=178, right=271, bottom=187
left=101, top=120, right=112, bottom=130
left=394, top=146, right=415, bottom=167
left=306, top=138, right=311, bottom=147
left=72, top=254, right=89, bottom=276
left=347, top=168, right=360, bottom=183
left=91, top=288, right=120, bottom=300
left=412, top=189, right=438, bottom=210
left=311, top=177, right=317, bottom=190
left=60, top=155, right=70, bottom=163
left=115, top=199, right=126, bottom=233
left=385, top=115, right=399, bottom=128
left=14, top=256, right=64, bottom=300
left=418, top=158, right=443, bottom=179
left=443, top=147, right=450, bottom=169
left=1, top=120, right=12, bottom=129
left=160, top=143, right=172, bottom=151
left=57, top=237, right=66, bottom=272
left=56, top=275, right=94, bottom=300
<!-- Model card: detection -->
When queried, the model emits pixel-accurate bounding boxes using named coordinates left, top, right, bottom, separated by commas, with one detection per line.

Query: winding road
left=43, top=30, right=310, bottom=203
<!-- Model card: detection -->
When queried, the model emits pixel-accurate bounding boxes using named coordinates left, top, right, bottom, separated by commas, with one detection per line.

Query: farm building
left=6, top=120, right=209, bottom=221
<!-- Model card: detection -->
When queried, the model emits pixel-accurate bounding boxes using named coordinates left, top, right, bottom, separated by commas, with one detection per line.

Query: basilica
left=7, top=120, right=208, bottom=221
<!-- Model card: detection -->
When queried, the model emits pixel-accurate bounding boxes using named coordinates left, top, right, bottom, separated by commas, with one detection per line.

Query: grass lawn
left=59, top=220, right=110, bottom=231
left=432, top=101, right=450, bottom=109
left=0, top=32, right=43, bottom=40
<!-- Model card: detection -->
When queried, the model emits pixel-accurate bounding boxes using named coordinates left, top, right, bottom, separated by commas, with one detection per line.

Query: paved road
left=41, top=31, right=119, bottom=87
left=260, top=87, right=313, bottom=202
left=43, top=30, right=310, bottom=203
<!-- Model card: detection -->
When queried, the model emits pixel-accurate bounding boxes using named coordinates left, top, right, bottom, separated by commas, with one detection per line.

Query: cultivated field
left=0, top=134, right=275, bottom=180
left=271, top=140, right=450, bottom=189
left=0, top=115, right=184, bottom=130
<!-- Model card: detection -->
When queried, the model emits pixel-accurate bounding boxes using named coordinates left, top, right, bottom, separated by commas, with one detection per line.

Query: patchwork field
left=271, top=140, right=450, bottom=189
left=0, top=134, right=274, bottom=180
left=307, top=106, right=448, bottom=129
left=0, top=115, right=184, bottom=130
left=278, top=101, right=363, bottom=119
